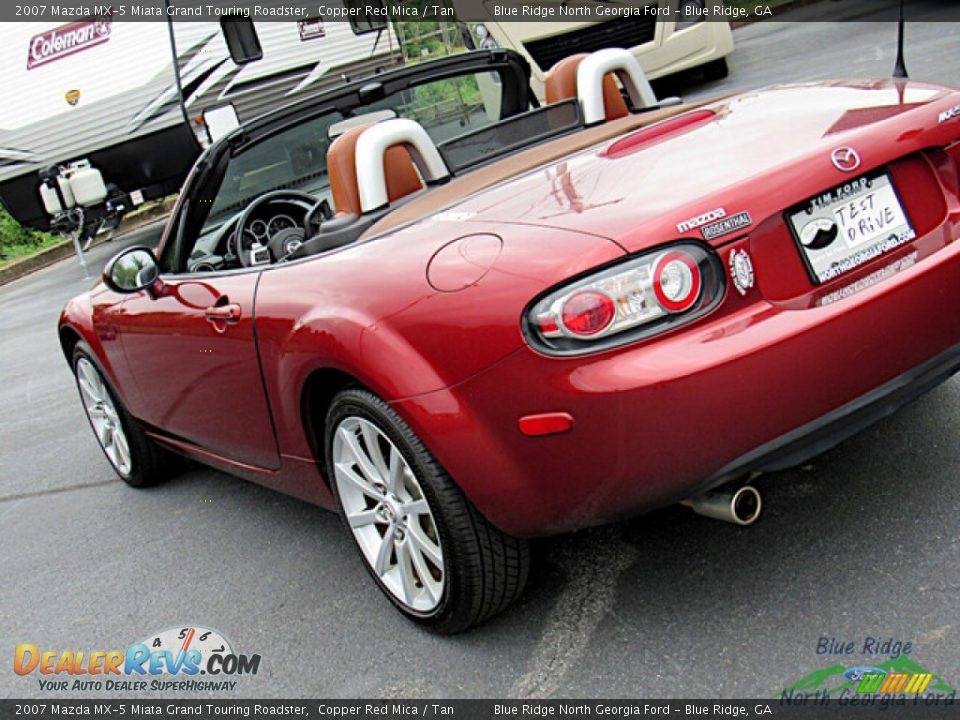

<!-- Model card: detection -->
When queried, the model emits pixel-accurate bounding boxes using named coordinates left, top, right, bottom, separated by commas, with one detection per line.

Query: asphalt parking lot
left=2, top=13, right=960, bottom=700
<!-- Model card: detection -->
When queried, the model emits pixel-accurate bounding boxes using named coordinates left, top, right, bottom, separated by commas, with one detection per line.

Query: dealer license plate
left=787, top=173, right=915, bottom=284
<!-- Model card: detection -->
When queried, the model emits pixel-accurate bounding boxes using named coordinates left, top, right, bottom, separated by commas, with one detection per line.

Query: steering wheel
left=235, top=190, right=317, bottom=267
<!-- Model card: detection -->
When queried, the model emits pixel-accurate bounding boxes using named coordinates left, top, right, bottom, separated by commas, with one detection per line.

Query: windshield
left=202, top=70, right=507, bottom=235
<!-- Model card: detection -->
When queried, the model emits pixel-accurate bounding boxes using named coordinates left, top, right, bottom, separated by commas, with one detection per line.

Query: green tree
left=0, top=205, right=59, bottom=263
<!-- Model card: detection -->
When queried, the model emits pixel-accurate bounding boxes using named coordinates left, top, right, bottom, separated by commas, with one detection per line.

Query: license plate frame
left=786, top=171, right=915, bottom=285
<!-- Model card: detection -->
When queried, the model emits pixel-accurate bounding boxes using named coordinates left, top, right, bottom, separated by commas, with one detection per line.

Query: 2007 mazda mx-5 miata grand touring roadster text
left=60, top=46, right=960, bottom=632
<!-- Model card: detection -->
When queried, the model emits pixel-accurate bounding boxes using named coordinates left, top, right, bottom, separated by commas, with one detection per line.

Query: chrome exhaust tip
left=684, top=485, right=762, bottom=526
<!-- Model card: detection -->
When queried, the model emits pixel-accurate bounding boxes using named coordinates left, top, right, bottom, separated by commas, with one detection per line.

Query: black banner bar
left=3, top=0, right=960, bottom=23
left=1, top=699, right=959, bottom=720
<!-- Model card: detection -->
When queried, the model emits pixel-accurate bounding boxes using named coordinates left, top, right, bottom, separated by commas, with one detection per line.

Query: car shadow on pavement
left=439, top=381, right=959, bottom=695
left=105, top=380, right=955, bottom=699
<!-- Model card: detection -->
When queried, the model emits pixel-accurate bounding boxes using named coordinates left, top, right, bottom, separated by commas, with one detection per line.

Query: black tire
left=703, top=57, right=729, bottom=81
left=72, top=342, right=177, bottom=488
left=325, top=387, right=530, bottom=634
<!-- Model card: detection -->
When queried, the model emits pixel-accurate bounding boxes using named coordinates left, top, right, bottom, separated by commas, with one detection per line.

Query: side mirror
left=220, top=17, right=263, bottom=65
left=203, top=104, right=241, bottom=143
left=345, top=0, right=388, bottom=33
left=103, top=246, right=160, bottom=293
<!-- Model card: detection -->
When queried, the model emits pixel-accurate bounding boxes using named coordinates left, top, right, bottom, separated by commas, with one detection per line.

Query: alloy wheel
left=76, top=357, right=132, bottom=476
left=332, top=416, right=445, bottom=613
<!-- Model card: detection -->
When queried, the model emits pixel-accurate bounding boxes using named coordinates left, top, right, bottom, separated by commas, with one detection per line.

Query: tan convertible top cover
left=362, top=97, right=727, bottom=239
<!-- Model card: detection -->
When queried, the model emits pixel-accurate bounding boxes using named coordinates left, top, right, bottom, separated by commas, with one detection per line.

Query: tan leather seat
left=326, top=123, right=424, bottom=216
left=544, top=54, right=630, bottom=122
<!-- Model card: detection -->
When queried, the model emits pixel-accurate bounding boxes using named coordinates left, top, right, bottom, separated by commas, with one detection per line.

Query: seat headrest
left=544, top=53, right=630, bottom=122
left=327, top=123, right=424, bottom=217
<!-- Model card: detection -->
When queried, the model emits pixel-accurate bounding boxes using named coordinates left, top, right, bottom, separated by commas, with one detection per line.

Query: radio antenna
left=893, top=0, right=908, bottom=79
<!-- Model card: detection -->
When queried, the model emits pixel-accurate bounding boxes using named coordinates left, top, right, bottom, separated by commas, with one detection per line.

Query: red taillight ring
left=653, top=251, right=702, bottom=313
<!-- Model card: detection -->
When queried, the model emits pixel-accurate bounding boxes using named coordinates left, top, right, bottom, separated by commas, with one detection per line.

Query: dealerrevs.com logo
left=27, top=18, right=112, bottom=70
left=14, top=626, right=261, bottom=693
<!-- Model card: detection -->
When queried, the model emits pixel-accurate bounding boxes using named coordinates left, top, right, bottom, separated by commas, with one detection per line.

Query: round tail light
left=560, top=289, right=615, bottom=337
left=653, top=251, right=701, bottom=312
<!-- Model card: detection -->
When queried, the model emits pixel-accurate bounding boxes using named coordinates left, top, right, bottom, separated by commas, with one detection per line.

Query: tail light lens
left=526, top=243, right=725, bottom=355
left=559, top=290, right=616, bottom=337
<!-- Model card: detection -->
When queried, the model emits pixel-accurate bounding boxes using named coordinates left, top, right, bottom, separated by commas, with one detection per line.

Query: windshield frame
left=158, top=49, right=533, bottom=274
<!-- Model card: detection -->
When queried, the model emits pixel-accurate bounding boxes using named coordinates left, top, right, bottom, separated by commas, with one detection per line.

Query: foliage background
left=0, top=207, right=58, bottom=265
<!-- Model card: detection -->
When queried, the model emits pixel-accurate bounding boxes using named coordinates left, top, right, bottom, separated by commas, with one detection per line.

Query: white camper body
left=0, top=15, right=401, bottom=232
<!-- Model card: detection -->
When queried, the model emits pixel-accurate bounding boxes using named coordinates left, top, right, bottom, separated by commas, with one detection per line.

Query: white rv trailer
left=0, top=12, right=401, bottom=235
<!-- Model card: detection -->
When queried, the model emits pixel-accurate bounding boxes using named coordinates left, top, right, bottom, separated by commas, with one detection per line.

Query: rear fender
left=253, top=221, right=624, bottom=460
left=256, top=303, right=473, bottom=462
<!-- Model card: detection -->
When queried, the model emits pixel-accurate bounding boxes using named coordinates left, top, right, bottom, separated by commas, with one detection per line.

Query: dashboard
left=187, top=198, right=314, bottom=273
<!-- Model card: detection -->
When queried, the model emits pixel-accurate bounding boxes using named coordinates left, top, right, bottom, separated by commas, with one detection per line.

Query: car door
left=111, top=270, right=280, bottom=470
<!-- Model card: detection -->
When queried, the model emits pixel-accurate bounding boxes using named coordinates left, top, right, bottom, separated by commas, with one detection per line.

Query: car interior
left=178, top=48, right=680, bottom=276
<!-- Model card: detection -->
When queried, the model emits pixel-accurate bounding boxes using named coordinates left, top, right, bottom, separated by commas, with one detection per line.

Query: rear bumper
left=394, top=231, right=960, bottom=538
left=697, top=337, right=960, bottom=489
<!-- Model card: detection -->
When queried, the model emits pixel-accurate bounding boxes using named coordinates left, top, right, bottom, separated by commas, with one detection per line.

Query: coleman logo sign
left=27, top=18, right=112, bottom=70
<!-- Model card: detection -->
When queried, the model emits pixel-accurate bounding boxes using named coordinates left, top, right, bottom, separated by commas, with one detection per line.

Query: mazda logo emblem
left=831, top=147, right=861, bottom=172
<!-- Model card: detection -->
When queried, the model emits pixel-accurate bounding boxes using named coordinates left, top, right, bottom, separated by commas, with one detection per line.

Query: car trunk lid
left=453, top=80, right=960, bottom=253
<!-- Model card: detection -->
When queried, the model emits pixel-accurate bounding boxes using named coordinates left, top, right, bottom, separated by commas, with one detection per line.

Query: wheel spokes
left=78, top=378, right=99, bottom=406
left=406, top=536, right=441, bottom=604
left=373, top=526, right=396, bottom=576
left=334, top=459, right=385, bottom=502
left=333, top=414, right=446, bottom=613
left=76, top=358, right=132, bottom=477
left=408, top=521, right=443, bottom=568
left=395, top=540, right=418, bottom=606
left=347, top=507, right=381, bottom=529
left=338, top=425, right=385, bottom=488
left=96, top=420, right=112, bottom=448
left=77, top=363, right=102, bottom=405
left=404, top=498, right=430, bottom=517
left=386, top=446, right=407, bottom=497
left=86, top=403, right=106, bottom=419
left=102, top=400, right=119, bottom=423
left=114, top=429, right=131, bottom=473
left=360, top=420, right=390, bottom=481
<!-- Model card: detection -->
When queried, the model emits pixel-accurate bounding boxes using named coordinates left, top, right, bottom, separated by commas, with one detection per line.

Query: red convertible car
left=60, top=47, right=960, bottom=632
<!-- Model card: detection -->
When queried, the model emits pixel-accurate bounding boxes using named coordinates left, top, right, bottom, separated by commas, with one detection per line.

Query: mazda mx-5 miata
left=60, top=46, right=960, bottom=632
